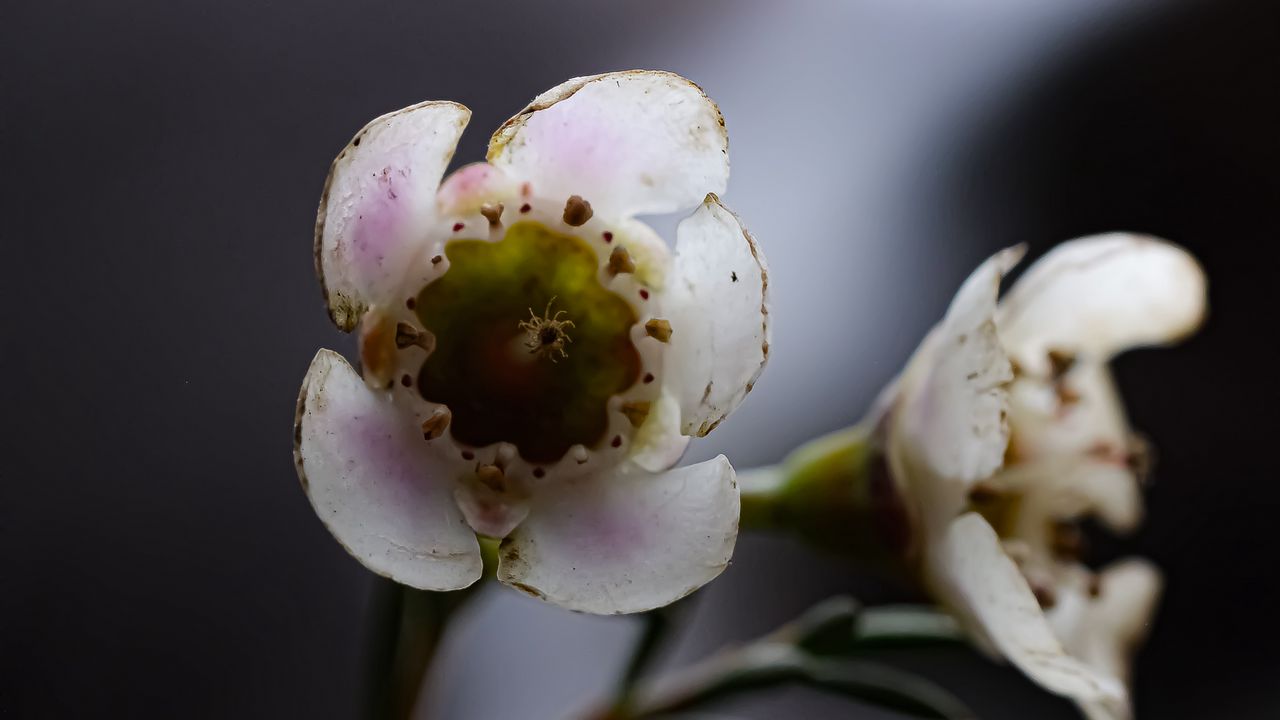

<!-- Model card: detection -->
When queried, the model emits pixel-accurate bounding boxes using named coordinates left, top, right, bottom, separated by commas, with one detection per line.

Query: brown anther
left=1050, top=520, right=1087, bottom=560
left=644, top=319, right=672, bottom=343
left=620, top=401, right=652, bottom=428
left=607, top=245, right=636, bottom=276
left=421, top=409, right=451, bottom=440
left=480, top=202, right=504, bottom=226
left=967, top=482, right=1001, bottom=504
left=1047, top=348, right=1076, bottom=379
left=1055, top=383, right=1082, bottom=407
left=562, top=195, right=593, bottom=227
left=395, top=322, right=424, bottom=349
left=475, top=464, right=506, bottom=493
left=572, top=445, right=589, bottom=464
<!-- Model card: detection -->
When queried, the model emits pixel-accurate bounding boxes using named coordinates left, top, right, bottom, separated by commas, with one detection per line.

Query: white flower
left=294, top=71, right=770, bottom=614
left=881, top=234, right=1205, bottom=718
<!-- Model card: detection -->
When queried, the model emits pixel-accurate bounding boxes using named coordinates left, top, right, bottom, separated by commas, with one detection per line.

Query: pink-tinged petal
left=316, top=102, right=470, bottom=331
left=665, top=195, right=770, bottom=437
left=294, top=349, right=482, bottom=590
left=897, top=247, right=1024, bottom=487
left=929, top=513, right=1127, bottom=710
left=998, top=234, right=1207, bottom=371
left=496, top=456, right=739, bottom=614
left=487, top=71, right=728, bottom=218
left=436, top=162, right=519, bottom=216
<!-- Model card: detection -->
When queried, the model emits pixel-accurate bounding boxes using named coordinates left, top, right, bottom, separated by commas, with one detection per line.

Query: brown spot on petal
left=644, top=319, right=672, bottom=343
left=620, top=401, right=652, bottom=428
left=607, top=245, right=636, bottom=276
left=562, top=195, right=593, bottom=226
left=610, top=435, right=622, bottom=448
left=1032, top=583, right=1057, bottom=610
left=431, top=255, right=443, bottom=265
left=642, top=372, right=655, bottom=384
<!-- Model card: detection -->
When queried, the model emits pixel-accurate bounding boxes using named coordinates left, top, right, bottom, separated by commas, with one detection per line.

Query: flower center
left=413, top=221, right=642, bottom=463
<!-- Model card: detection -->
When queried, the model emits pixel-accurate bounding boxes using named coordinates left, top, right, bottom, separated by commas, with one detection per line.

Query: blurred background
left=3, top=0, right=1277, bottom=717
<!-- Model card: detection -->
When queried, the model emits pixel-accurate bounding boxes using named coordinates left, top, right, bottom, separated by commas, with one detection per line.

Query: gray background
left=3, top=1, right=1277, bottom=718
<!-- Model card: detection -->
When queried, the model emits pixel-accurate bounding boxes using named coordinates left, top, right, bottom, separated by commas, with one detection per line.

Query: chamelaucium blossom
left=294, top=71, right=770, bottom=615
left=741, top=234, right=1205, bottom=718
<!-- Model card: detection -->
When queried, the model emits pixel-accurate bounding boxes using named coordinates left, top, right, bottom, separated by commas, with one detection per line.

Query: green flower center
left=414, top=221, right=642, bottom=463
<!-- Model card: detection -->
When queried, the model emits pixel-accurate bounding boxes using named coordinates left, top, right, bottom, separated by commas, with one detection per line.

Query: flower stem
left=739, top=423, right=914, bottom=576
left=583, top=599, right=973, bottom=720
left=363, top=541, right=497, bottom=719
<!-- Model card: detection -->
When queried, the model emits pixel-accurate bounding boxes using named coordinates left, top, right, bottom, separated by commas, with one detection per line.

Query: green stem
left=363, top=540, right=498, bottom=720
left=587, top=598, right=973, bottom=720
left=739, top=423, right=914, bottom=577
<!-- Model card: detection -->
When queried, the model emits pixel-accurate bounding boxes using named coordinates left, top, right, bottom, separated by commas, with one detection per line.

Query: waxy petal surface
left=931, top=514, right=1127, bottom=711
left=316, top=102, right=470, bottom=330
left=496, top=456, right=739, bottom=614
left=665, top=195, right=770, bottom=437
left=900, top=247, right=1023, bottom=486
left=488, top=71, right=728, bottom=218
left=998, top=234, right=1206, bottom=371
left=295, top=350, right=482, bottom=590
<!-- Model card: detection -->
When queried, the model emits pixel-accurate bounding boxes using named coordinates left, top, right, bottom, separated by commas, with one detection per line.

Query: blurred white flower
left=881, top=234, right=1205, bottom=718
left=295, top=71, right=770, bottom=614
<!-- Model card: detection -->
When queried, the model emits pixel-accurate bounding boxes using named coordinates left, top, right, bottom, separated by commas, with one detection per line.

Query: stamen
left=1047, top=348, right=1076, bottom=380
left=475, top=464, right=506, bottom=492
left=607, top=246, right=636, bottom=276
left=480, top=202, right=504, bottom=227
left=517, top=297, right=575, bottom=362
left=620, top=401, right=652, bottom=428
left=395, top=322, right=435, bottom=352
left=644, top=319, right=672, bottom=343
left=421, top=408, right=451, bottom=440
left=562, top=195, right=593, bottom=227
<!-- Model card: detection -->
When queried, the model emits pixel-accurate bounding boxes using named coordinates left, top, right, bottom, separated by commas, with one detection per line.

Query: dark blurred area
left=2, top=1, right=1276, bottom=718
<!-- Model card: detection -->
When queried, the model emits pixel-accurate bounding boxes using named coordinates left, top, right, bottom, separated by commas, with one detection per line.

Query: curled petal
left=998, top=234, right=1207, bottom=371
left=294, top=350, right=482, bottom=590
left=316, top=102, right=470, bottom=330
left=496, top=456, right=739, bottom=614
left=665, top=195, right=770, bottom=437
left=898, top=246, right=1023, bottom=486
left=487, top=71, right=729, bottom=218
left=929, top=514, right=1127, bottom=711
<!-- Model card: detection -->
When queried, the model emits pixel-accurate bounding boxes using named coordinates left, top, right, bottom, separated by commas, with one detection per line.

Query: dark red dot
left=519, top=203, right=532, bottom=213
left=400, top=374, right=412, bottom=387
left=602, top=231, right=613, bottom=243
left=461, top=450, right=475, bottom=460
left=643, top=373, right=655, bottom=384
left=610, top=435, right=622, bottom=448
left=533, top=468, right=545, bottom=479
left=405, top=297, right=416, bottom=309
left=639, top=289, right=650, bottom=300
left=452, top=222, right=464, bottom=232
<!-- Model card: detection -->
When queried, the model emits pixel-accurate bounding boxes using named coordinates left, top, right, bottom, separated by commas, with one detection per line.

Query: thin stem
left=606, top=607, right=675, bottom=718
left=583, top=599, right=973, bottom=720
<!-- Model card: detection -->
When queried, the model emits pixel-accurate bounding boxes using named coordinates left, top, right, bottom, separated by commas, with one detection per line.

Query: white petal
left=1008, top=363, right=1131, bottom=462
left=998, top=234, right=1207, bottom=370
left=929, top=513, right=1127, bottom=709
left=487, top=71, right=728, bottom=218
left=665, top=195, right=770, bottom=437
left=294, top=349, right=482, bottom=590
left=496, top=456, right=739, bottom=614
left=316, top=102, right=470, bottom=331
left=898, top=247, right=1023, bottom=485
left=1049, top=560, right=1161, bottom=686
